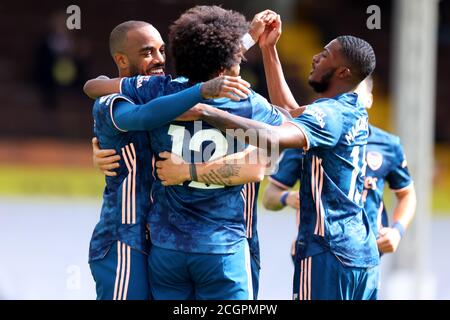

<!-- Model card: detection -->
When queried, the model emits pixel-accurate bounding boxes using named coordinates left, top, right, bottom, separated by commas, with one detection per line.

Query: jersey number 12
left=168, top=124, right=227, bottom=189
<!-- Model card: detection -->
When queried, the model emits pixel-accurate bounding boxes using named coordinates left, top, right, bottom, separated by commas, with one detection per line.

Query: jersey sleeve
left=120, top=75, right=173, bottom=103
left=112, top=84, right=203, bottom=131
left=289, top=102, right=342, bottom=150
left=93, top=94, right=135, bottom=135
left=250, top=92, right=284, bottom=126
left=386, top=139, right=414, bottom=192
left=270, top=149, right=303, bottom=189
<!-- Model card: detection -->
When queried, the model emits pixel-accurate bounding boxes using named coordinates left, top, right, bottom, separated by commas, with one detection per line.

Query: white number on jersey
left=168, top=124, right=228, bottom=189
left=348, top=145, right=366, bottom=203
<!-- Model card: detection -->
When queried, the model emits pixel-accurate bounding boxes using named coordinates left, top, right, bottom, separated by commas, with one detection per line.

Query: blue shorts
left=89, top=240, right=150, bottom=300
left=148, top=240, right=253, bottom=300
left=293, top=250, right=379, bottom=300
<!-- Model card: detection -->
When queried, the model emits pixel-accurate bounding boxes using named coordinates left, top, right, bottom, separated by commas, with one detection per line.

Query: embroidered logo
left=366, top=151, right=383, bottom=171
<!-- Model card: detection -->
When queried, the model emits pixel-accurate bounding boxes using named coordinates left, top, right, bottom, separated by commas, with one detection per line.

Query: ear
left=218, top=67, right=225, bottom=77
left=114, top=53, right=129, bottom=69
left=336, top=66, right=352, bottom=80
left=366, top=93, right=374, bottom=109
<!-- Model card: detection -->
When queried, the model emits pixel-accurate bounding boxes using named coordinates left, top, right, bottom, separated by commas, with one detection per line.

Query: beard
left=308, top=68, right=336, bottom=93
left=128, top=63, right=141, bottom=77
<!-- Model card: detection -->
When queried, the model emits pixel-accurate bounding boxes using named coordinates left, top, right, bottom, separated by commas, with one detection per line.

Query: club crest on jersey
left=367, top=151, right=383, bottom=171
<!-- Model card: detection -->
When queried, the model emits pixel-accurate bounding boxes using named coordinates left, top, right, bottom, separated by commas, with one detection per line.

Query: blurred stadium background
left=0, top=0, right=449, bottom=299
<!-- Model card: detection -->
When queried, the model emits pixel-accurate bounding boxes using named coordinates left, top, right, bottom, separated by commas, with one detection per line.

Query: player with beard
left=88, top=10, right=279, bottom=300
left=87, top=20, right=251, bottom=300
left=84, top=6, right=286, bottom=300
left=190, top=14, right=380, bottom=299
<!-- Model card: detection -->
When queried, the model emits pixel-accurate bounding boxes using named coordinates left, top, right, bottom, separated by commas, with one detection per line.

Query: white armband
left=242, top=32, right=256, bottom=51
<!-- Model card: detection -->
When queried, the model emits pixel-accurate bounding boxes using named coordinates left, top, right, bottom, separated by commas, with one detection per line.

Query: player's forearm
left=262, top=184, right=285, bottom=211
left=195, top=161, right=265, bottom=186
left=393, top=186, right=417, bottom=230
left=114, top=84, right=203, bottom=131
left=194, top=146, right=266, bottom=186
left=199, top=104, right=305, bottom=150
left=83, top=78, right=121, bottom=99
left=272, top=104, right=293, bottom=120
left=261, top=46, right=300, bottom=111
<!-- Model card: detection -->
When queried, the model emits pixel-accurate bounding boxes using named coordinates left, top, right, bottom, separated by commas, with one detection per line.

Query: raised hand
left=249, top=10, right=278, bottom=43
left=200, top=75, right=251, bottom=101
left=259, top=14, right=282, bottom=48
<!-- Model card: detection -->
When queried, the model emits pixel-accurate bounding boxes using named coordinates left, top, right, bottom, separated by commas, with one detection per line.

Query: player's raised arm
left=243, top=10, right=278, bottom=53
left=83, top=76, right=121, bottom=99
left=259, top=14, right=301, bottom=111
left=196, top=103, right=307, bottom=151
left=156, top=146, right=267, bottom=187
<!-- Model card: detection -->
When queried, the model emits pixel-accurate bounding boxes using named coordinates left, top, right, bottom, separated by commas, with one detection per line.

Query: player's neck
left=118, top=66, right=133, bottom=78
left=317, top=83, right=355, bottom=99
left=118, top=71, right=131, bottom=78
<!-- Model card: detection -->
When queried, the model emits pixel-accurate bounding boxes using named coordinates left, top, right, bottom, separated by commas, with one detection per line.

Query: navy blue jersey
left=121, top=75, right=284, bottom=254
left=270, top=148, right=303, bottom=229
left=89, top=94, right=153, bottom=262
left=363, top=125, right=413, bottom=237
left=242, top=182, right=260, bottom=266
left=270, top=148, right=304, bottom=189
left=289, top=93, right=379, bottom=268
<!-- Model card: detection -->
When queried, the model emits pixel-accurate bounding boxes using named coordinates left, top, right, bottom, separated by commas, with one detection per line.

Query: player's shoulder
left=125, top=74, right=174, bottom=91
left=162, top=76, right=192, bottom=94
left=308, top=97, right=340, bottom=115
left=369, top=125, right=401, bottom=146
left=94, top=93, right=134, bottom=109
left=93, top=94, right=134, bottom=134
left=299, top=98, right=341, bottom=129
left=247, top=89, right=269, bottom=106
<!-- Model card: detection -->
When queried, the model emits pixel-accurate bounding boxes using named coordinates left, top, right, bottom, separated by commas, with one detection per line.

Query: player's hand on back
left=175, top=103, right=205, bottom=121
left=259, top=14, right=282, bottom=48
left=377, top=227, right=402, bottom=253
left=156, top=151, right=190, bottom=186
left=92, top=137, right=121, bottom=177
left=249, top=10, right=278, bottom=43
left=200, top=75, right=251, bottom=101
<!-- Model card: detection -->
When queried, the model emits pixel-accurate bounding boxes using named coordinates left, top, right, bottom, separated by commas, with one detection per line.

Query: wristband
left=280, top=191, right=289, bottom=206
left=242, top=32, right=256, bottom=51
left=189, top=163, right=198, bottom=182
left=392, top=221, right=405, bottom=238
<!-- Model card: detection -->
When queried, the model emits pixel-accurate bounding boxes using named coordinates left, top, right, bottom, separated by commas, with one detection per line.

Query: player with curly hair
left=84, top=6, right=284, bottom=300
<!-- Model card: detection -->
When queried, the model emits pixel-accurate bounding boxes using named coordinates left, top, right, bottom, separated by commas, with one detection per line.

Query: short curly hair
left=169, top=5, right=249, bottom=82
left=336, top=35, right=376, bottom=82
